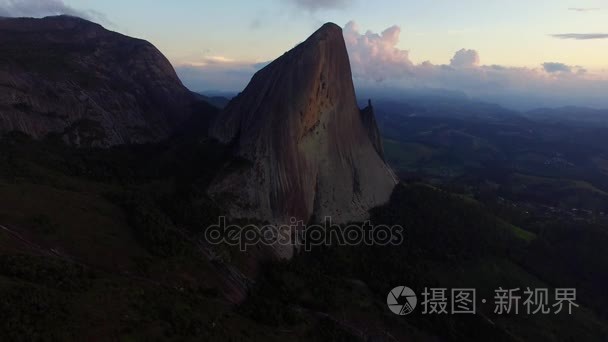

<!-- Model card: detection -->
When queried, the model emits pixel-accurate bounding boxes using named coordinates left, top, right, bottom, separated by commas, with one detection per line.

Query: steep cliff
left=360, top=99, right=385, bottom=160
left=210, top=23, right=397, bottom=227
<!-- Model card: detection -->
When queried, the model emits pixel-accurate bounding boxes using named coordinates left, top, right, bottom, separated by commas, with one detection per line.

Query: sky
left=2, top=0, right=608, bottom=109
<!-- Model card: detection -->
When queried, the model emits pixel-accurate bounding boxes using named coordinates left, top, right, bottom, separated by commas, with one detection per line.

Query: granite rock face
left=360, top=99, right=385, bottom=160
left=0, top=15, right=197, bottom=146
left=210, top=23, right=397, bottom=228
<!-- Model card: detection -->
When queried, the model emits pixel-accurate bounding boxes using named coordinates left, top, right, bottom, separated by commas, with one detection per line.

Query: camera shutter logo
left=387, top=286, right=417, bottom=315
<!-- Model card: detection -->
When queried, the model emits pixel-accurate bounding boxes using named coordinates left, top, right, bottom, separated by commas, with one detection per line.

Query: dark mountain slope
left=0, top=15, right=200, bottom=147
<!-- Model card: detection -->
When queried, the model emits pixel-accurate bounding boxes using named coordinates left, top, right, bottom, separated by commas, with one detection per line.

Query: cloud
left=175, top=21, right=608, bottom=109
left=568, top=7, right=600, bottom=12
left=551, top=33, right=608, bottom=40
left=450, top=49, right=480, bottom=67
left=342, top=21, right=608, bottom=110
left=0, top=0, right=107, bottom=23
left=543, top=62, right=571, bottom=73
left=343, top=21, right=414, bottom=81
left=288, top=0, right=353, bottom=12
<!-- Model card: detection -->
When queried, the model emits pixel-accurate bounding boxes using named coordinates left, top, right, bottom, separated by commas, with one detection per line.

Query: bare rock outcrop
left=210, top=23, right=397, bottom=227
left=360, top=99, right=385, bottom=160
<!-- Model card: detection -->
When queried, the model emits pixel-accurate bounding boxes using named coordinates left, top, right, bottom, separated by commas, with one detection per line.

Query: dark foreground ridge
left=0, top=15, right=198, bottom=146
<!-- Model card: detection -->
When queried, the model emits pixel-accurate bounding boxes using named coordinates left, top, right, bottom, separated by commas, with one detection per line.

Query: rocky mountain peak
left=210, top=22, right=397, bottom=235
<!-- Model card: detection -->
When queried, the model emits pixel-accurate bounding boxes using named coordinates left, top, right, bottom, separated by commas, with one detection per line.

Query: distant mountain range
left=525, top=106, right=608, bottom=126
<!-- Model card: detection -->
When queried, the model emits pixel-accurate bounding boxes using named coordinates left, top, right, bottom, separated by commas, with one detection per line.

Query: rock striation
left=360, top=99, right=385, bottom=160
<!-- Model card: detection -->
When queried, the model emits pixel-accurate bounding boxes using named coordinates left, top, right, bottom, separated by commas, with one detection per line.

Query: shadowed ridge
left=0, top=15, right=199, bottom=146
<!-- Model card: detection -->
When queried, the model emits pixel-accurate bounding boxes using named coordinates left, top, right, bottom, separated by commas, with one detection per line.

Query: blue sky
left=2, top=0, right=608, bottom=108
left=61, top=0, right=608, bottom=69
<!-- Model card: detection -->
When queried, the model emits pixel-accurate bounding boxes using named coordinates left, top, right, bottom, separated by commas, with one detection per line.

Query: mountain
left=1, top=17, right=608, bottom=341
left=369, top=96, right=524, bottom=123
left=210, top=23, right=397, bottom=228
left=525, top=106, right=608, bottom=127
left=0, top=15, right=198, bottom=147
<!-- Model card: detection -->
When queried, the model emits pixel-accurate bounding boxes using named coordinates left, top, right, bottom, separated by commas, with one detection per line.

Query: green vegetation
left=241, top=183, right=608, bottom=341
left=1, top=115, right=608, bottom=340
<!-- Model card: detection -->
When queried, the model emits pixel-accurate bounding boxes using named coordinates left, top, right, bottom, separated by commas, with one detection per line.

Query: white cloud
left=542, top=62, right=572, bottom=73
left=0, top=0, right=107, bottom=23
left=568, top=7, right=601, bottom=12
left=343, top=21, right=414, bottom=82
left=343, top=21, right=608, bottom=109
left=450, top=49, right=480, bottom=67
left=551, top=33, right=608, bottom=40
left=288, top=0, right=353, bottom=12
left=176, top=21, right=608, bottom=109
